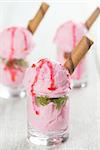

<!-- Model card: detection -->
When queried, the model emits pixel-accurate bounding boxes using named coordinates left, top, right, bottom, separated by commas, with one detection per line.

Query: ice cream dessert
left=25, top=36, right=93, bottom=145
left=0, top=27, right=34, bottom=86
left=54, top=7, right=100, bottom=88
left=54, top=21, right=87, bottom=81
left=54, top=21, right=87, bottom=63
left=24, top=58, right=71, bottom=133
left=0, top=2, right=49, bottom=99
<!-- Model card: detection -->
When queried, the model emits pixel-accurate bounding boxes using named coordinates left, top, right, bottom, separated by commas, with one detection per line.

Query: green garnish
left=36, top=96, right=51, bottom=106
left=52, top=97, right=68, bottom=109
left=6, top=59, right=28, bottom=68
left=36, top=96, right=68, bottom=110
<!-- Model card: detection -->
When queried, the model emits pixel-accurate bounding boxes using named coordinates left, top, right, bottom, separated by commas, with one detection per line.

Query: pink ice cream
left=0, top=27, right=34, bottom=59
left=24, top=58, right=71, bottom=133
left=0, top=27, right=34, bottom=87
left=54, top=21, right=88, bottom=80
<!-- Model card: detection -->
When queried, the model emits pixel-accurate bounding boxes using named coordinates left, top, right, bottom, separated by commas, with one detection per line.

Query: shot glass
left=27, top=94, right=69, bottom=146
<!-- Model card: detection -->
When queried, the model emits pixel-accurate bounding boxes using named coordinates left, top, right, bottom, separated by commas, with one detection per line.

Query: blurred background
left=0, top=0, right=99, bottom=62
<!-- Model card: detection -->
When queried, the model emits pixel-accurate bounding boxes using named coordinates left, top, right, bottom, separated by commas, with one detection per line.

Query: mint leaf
left=14, top=59, right=28, bottom=68
left=51, top=96, right=68, bottom=110
left=6, top=59, right=28, bottom=68
left=36, top=96, right=50, bottom=106
left=36, top=96, right=68, bottom=110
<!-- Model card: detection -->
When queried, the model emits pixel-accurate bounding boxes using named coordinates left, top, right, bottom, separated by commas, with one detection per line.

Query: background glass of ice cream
left=0, top=27, right=34, bottom=99
left=54, top=7, right=100, bottom=88
left=0, top=2, right=49, bottom=100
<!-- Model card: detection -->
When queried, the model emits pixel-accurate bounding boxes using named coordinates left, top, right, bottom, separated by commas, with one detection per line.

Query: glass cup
left=0, top=58, right=28, bottom=99
left=27, top=95, right=69, bottom=146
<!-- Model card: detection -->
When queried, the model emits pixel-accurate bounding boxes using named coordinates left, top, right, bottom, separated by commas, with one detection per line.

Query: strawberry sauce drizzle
left=47, top=61, right=57, bottom=91
left=5, top=28, right=17, bottom=82
left=31, top=59, right=57, bottom=115
left=31, top=59, right=56, bottom=96
left=21, top=30, right=28, bottom=51
left=8, top=27, right=17, bottom=60
left=4, top=67, right=17, bottom=82
left=3, top=27, right=27, bottom=82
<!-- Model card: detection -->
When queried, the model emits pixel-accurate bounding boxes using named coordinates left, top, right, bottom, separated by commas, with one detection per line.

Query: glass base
left=0, top=84, right=26, bottom=99
left=27, top=125, right=69, bottom=146
left=72, top=80, right=87, bottom=89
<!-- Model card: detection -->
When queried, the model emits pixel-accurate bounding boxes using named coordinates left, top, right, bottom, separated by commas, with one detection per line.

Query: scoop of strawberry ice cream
left=54, top=21, right=88, bottom=81
left=0, top=27, right=34, bottom=59
left=24, top=58, right=71, bottom=98
left=54, top=21, right=87, bottom=52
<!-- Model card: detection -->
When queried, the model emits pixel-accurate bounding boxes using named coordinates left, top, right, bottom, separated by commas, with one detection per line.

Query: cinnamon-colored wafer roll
left=27, top=2, right=49, bottom=34
left=64, top=36, right=93, bottom=74
left=85, top=7, right=100, bottom=30
left=64, top=52, right=70, bottom=59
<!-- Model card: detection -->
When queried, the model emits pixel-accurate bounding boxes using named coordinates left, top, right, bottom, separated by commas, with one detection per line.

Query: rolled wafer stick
left=85, top=7, right=100, bottom=30
left=64, top=52, right=70, bottom=60
left=27, top=2, right=49, bottom=34
left=64, top=36, right=93, bottom=74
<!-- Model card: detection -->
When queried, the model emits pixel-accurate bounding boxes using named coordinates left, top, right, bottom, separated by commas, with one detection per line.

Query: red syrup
left=4, top=66, right=17, bottom=82
left=21, top=30, right=28, bottom=51
left=35, top=110, right=40, bottom=115
left=32, top=64, right=36, bottom=68
left=9, top=27, right=16, bottom=60
left=4, top=27, right=28, bottom=82
left=31, top=59, right=57, bottom=96
left=31, top=59, right=57, bottom=115
left=47, top=61, right=57, bottom=91
left=4, top=28, right=17, bottom=82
